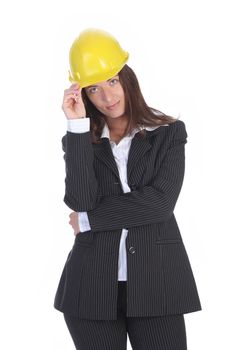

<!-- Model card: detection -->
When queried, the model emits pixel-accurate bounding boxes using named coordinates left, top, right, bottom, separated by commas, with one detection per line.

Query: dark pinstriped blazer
left=53, top=119, right=202, bottom=320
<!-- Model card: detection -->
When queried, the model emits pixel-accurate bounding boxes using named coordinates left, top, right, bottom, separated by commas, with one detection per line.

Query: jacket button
left=130, top=183, right=137, bottom=191
left=128, top=246, right=136, bottom=254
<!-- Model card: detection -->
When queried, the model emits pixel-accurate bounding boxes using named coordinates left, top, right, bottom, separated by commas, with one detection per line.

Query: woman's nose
left=101, top=88, right=114, bottom=103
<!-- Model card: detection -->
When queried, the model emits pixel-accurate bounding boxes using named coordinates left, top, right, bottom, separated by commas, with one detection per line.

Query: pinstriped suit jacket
left=53, top=119, right=202, bottom=320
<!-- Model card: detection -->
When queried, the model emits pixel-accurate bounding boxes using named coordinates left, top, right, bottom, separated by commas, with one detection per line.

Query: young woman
left=54, top=28, right=202, bottom=350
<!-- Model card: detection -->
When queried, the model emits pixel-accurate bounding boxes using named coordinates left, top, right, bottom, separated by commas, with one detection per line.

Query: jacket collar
left=100, top=122, right=167, bottom=140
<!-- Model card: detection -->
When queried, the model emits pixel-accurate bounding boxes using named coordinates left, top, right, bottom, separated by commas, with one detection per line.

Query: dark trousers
left=63, top=281, right=187, bottom=350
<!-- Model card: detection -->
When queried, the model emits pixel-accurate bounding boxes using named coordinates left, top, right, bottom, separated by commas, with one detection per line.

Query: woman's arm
left=62, top=125, right=99, bottom=212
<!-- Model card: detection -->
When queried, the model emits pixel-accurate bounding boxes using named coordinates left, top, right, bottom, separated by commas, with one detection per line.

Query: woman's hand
left=69, top=211, right=80, bottom=236
left=62, top=83, right=86, bottom=120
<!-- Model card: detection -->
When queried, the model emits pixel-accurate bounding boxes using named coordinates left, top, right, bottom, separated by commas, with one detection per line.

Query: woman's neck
left=106, top=115, right=128, bottom=136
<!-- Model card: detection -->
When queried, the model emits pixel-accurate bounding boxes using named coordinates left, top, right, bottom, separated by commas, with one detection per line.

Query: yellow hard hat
left=68, top=28, right=129, bottom=88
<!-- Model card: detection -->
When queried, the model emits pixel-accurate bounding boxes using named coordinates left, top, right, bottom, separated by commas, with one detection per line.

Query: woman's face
left=84, top=75, right=126, bottom=120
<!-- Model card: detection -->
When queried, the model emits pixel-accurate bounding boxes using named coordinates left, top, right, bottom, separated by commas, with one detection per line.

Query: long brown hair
left=81, top=64, right=178, bottom=144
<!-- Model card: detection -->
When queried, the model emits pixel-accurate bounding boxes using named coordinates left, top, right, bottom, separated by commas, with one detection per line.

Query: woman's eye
left=88, top=87, right=98, bottom=94
left=87, top=79, right=118, bottom=93
left=110, top=79, right=118, bottom=85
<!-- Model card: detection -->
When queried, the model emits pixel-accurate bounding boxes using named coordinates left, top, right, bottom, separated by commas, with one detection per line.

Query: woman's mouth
left=106, top=101, right=120, bottom=110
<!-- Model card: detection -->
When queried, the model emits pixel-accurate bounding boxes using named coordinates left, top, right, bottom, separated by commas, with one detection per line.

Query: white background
left=0, top=0, right=232, bottom=349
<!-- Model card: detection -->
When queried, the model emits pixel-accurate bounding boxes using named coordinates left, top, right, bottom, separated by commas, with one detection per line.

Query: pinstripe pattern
left=54, top=119, right=202, bottom=320
left=63, top=281, right=187, bottom=349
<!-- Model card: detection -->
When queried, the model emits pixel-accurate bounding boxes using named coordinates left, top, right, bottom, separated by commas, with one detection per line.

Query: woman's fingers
left=64, top=83, right=81, bottom=93
left=68, top=212, right=80, bottom=235
left=62, top=83, right=86, bottom=119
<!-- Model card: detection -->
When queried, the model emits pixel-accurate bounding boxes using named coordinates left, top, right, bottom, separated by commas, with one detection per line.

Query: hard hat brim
left=69, top=52, right=129, bottom=88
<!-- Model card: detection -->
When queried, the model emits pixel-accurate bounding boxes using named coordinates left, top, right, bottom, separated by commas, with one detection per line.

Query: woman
left=54, top=28, right=202, bottom=350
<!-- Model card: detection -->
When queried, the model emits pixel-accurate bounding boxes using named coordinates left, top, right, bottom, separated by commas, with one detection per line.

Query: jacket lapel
left=93, top=127, right=163, bottom=183
left=93, top=139, right=120, bottom=179
left=127, top=135, right=151, bottom=181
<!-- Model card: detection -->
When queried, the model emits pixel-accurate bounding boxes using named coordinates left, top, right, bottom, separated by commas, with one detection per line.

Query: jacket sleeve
left=86, top=120, right=188, bottom=231
left=62, top=130, right=99, bottom=211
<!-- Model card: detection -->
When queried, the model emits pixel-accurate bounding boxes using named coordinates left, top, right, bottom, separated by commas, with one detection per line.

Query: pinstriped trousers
left=63, top=281, right=187, bottom=350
